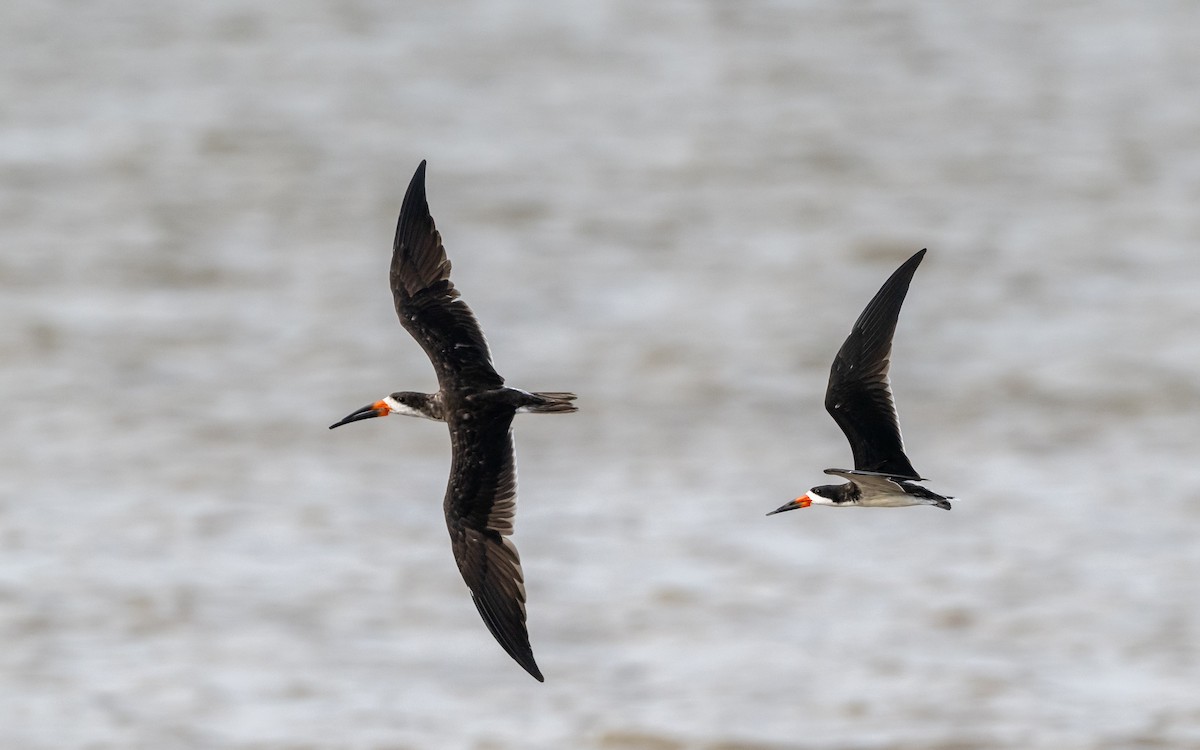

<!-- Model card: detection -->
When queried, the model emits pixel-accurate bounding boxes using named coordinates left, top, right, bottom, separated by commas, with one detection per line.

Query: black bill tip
left=329, top=402, right=387, bottom=430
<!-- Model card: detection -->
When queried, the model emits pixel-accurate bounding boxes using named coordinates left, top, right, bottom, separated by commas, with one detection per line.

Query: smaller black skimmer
left=330, top=161, right=577, bottom=682
left=769, top=249, right=953, bottom=515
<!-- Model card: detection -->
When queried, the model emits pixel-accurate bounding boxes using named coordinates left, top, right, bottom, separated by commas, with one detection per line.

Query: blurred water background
left=4, top=2, right=1200, bottom=748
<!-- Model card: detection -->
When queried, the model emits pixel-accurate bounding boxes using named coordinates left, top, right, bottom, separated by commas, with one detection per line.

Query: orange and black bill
left=329, top=401, right=388, bottom=429
left=766, top=494, right=812, bottom=516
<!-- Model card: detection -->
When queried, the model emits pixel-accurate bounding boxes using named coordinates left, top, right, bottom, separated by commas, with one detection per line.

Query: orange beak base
left=329, top=400, right=390, bottom=429
left=766, top=493, right=812, bottom=516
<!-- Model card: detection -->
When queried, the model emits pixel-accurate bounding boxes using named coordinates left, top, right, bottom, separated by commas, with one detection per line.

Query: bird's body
left=803, top=469, right=951, bottom=510
left=330, top=161, right=575, bottom=682
left=769, top=249, right=952, bottom=516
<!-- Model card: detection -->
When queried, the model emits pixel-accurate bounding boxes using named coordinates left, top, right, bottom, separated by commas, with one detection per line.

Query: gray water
left=4, top=2, right=1200, bottom=748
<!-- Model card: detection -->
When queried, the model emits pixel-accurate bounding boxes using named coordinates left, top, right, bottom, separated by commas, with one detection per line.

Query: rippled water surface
left=4, top=2, right=1200, bottom=748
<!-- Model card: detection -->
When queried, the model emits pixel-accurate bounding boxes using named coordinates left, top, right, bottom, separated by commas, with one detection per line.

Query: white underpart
left=382, top=395, right=426, bottom=419
left=859, top=492, right=926, bottom=508
left=809, top=483, right=938, bottom=508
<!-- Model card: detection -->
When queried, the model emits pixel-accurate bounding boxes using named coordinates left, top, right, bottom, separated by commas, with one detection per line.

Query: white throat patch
left=806, top=489, right=837, bottom=506
left=382, top=395, right=426, bottom=418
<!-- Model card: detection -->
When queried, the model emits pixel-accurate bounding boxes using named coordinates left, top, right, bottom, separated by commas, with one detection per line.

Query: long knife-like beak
left=766, top=494, right=812, bottom=516
left=329, top=401, right=389, bottom=429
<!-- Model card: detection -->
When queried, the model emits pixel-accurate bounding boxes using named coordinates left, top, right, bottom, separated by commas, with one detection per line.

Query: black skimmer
left=769, top=249, right=953, bottom=515
left=330, top=161, right=576, bottom=682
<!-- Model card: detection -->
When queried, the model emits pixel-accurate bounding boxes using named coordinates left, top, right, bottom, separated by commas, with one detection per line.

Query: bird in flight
left=769, top=249, right=953, bottom=515
left=331, top=161, right=576, bottom=681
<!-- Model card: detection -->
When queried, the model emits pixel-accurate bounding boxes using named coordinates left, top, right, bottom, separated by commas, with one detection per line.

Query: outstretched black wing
left=444, top=402, right=542, bottom=682
left=824, top=249, right=926, bottom=478
left=390, top=161, right=505, bottom=392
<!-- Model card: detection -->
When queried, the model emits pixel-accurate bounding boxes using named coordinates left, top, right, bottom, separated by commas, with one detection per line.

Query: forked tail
left=524, top=391, right=578, bottom=414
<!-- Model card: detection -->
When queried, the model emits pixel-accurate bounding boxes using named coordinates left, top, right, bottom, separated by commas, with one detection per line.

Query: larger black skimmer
left=330, top=161, right=576, bottom=682
left=769, top=249, right=953, bottom=515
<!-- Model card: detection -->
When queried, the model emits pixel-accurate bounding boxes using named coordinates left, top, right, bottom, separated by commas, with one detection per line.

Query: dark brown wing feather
left=391, top=161, right=505, bottom=392
left=444, top=400, right=542, bottom=681
left=824, top=249, right=925, bottom=478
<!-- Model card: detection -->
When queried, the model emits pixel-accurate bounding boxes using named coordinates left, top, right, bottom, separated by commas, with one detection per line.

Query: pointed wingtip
left=464, top=566, right=545, bottom=683
left=402, top=160, right=429, bottom=204
left=411, top=160, right=428, bottom=187
left=508, top=643, right=544, bottom=681
left=502, top=637, right=545, bottom=683
left=408, top=160, right=428, bottom=190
